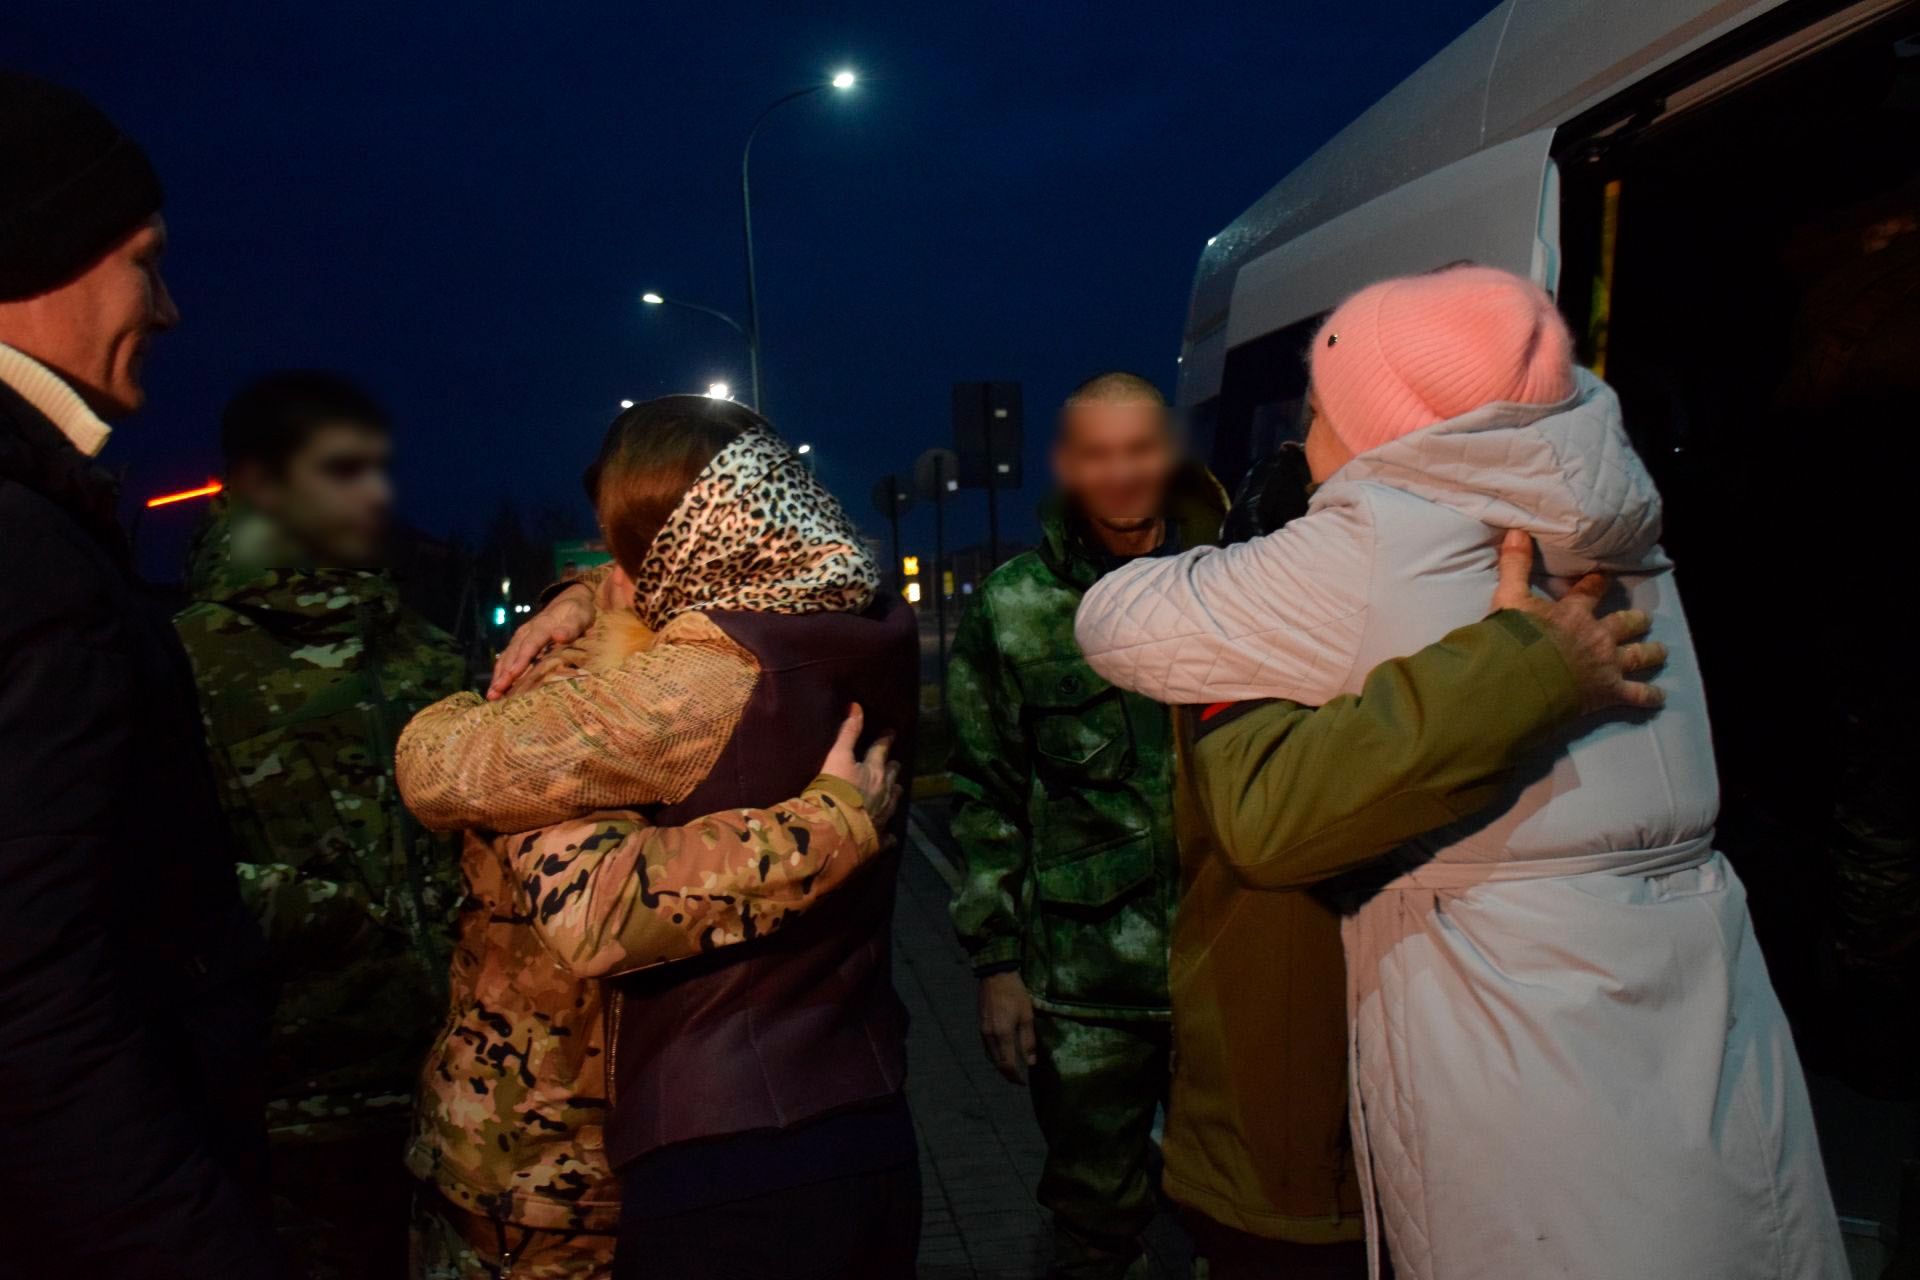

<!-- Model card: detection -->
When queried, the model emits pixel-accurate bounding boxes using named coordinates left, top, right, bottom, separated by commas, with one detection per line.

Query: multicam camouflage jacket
left=947, top=467, right=1225, bottom=1020
left=173, top=501, right=468, bottom=1140
left=403, top=777, right=881, bottom=1233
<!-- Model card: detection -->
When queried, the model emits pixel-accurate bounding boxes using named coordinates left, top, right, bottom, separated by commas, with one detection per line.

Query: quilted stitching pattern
left=1339, top=371, right=1661, bottom=573
left=1075, top=373, right=1660, bottom=710
left=1076, top=486, right=1375, bottom=706
left=1355, top=901, right=1438, bottom=1280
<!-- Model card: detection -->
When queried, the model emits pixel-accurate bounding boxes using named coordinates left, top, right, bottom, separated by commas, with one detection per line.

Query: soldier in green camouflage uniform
left=174, top=372, right=468, bottom=1277
left=948, top=373, right=1225, bottom=1279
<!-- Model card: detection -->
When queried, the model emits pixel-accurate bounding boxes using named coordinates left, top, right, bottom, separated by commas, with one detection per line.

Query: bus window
left=1206, top=311, right=1325, bottom=491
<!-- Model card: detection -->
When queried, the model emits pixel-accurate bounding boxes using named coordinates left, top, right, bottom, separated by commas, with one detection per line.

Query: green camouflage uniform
left=173, top=501, right=467, bottom=1144
left=947, top=468, right=1224, bottom=1279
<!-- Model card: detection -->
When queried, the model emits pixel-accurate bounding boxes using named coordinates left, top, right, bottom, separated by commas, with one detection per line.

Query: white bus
left=1179, top=1, right=1919, bottom=1272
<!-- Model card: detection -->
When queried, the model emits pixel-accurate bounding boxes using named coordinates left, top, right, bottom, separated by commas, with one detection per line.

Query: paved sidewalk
left=897, top=808, right=1191, bottom=1280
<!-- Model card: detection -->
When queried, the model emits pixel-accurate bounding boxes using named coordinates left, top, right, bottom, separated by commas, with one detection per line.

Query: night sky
left=7, top=1, right=1491, bottom=581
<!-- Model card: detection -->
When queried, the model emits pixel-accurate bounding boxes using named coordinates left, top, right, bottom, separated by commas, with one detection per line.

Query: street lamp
left=640, top=290, right=750, bottom=341
left=740, top=68, right=858, bottom=411
left=706, top=381, right=732, bottom=400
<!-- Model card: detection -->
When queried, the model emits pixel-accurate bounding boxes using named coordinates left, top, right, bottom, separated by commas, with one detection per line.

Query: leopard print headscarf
left=630, top=424, right=880, bottom=628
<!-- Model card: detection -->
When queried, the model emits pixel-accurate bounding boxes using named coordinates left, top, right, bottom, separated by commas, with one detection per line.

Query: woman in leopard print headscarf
left=619, top=402, right=879, bottom=627
left=406, top=397, right=884, bottom=832
left=394, top=396, right=917, bottom=1280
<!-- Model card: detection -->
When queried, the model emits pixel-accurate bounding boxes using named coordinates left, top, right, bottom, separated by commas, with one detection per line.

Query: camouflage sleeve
left=537, top=563, right=614, bottom=608
left=504, top=776, right=881, bottom=977
left=394, top=636, right=757, bottom=833
left=945, top=594, right=1031, bottom=974
left=172, top=614, right=375, bottom=944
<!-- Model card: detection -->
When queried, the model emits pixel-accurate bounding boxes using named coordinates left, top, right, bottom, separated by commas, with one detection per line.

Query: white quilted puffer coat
left=1076, top=372, right=1845, bottom=1280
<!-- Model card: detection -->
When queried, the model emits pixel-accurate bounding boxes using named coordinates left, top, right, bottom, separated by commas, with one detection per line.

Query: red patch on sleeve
left=1199, top=701, right=1237, bottom=722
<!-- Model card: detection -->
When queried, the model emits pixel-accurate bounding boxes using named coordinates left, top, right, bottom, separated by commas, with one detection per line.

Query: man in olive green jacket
left=948, top=372, right=1221, bottom=1279
left=1157, top=532, right=1665, bottom=1278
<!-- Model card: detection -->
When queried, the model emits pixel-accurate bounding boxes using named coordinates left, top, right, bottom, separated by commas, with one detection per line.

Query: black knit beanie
left=0, top=71, right=164, bottom=300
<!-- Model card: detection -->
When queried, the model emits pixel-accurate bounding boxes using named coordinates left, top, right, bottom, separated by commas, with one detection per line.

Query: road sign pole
left=934, top=452, right=948, bottom=712
left=983, top=421, right=999, bottom=569
left=888, top=505, right=903, bottom=594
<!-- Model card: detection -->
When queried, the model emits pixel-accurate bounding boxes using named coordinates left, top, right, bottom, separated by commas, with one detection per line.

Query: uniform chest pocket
left=1017, top=658, right=1135, bottom=785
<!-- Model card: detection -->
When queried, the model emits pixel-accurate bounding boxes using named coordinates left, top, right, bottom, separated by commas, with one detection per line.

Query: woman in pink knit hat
left=1075, top=266, right=1844, bottom=1280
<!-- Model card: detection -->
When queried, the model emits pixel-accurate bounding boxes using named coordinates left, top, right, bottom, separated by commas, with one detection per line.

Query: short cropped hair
left=221, top=371, right=389, bottom=474
left=1064, top=370, right=1167, bottom=408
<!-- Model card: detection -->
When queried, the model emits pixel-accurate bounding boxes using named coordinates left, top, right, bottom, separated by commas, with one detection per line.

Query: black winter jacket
left=0, top=380, right=280, bottom=1276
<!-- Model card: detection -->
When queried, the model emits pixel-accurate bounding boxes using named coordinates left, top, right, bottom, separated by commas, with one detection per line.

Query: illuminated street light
left=796, top=442, right=812, bottom=455
left=620, top=399, right=635, bottom=409
left=740, top=69, right=861, bottom=410
left=639, top=291, right=752, bottom=392
left=706, top=381, right=732, bottom=400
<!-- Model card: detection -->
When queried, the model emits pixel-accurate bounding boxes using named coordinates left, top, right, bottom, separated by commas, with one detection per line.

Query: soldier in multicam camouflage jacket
left=396, top=602, right=899, bottom=1280
left=174, top=373, right=468, bottom=1276
left=177, top=502, right=466, bottom=1136
left=947, top=372, right=1224, bottom=1280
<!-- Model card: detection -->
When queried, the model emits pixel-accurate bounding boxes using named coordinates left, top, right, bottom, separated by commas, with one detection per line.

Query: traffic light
left=902, top=555, right=920, bottom=576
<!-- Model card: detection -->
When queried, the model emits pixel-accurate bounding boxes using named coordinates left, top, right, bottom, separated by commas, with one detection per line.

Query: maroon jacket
left=604, top=595, right=919, bottom=1169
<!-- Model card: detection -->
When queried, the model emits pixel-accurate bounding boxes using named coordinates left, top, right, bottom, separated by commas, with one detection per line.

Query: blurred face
left=1052, top=398, right=1176, bottom=532
left=0, top=215, right=178, bottom=419
left=233, top=422, right=394, bottom=567
left=1303, top=390, right=1354, bottom=484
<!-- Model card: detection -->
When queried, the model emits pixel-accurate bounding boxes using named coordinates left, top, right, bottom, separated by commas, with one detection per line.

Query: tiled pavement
left=896, top=807, right=1192, bottom=1280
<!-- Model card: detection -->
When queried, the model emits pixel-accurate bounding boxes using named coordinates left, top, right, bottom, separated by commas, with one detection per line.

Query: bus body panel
left=1179, top=0, right=1788, bottom=408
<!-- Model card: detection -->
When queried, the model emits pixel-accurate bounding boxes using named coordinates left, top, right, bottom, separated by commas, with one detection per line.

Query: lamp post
left=640, top=291, right=751, bottom=348
left=739, top=69, right=857, bottom=411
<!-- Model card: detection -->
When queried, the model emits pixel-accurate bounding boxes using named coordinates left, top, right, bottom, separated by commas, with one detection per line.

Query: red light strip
left=146, top=479, right=224, bottom=508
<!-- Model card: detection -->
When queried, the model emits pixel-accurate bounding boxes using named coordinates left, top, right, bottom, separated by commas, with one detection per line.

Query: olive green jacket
left=1164, top=610, right=1582, bottom=1240
left=946, top=469, right=1225, bottom=1020
left=175, top=502, right=467, bottom=1139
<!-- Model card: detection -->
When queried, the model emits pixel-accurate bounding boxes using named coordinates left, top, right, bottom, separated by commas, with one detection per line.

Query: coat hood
left=630, top=423, right=880, bottom=628
left=1038, top=461, right=1228, bottom=590
left=184, top=496, right=401, bottom=632
left=1331, top=369, right=1663, bottom=574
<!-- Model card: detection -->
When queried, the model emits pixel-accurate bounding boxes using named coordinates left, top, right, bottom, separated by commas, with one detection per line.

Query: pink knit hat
left=1308, top=265, right=1576, bottom=455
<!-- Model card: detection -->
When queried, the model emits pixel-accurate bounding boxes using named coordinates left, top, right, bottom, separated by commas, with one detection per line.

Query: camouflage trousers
left=410, top=1192, right=616, bottom=1280
left=1031, top=1012, right=1173, bottom=1280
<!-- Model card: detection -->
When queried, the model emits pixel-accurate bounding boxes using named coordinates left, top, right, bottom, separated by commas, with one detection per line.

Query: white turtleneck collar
left=0, top=341, right=113, bottom=458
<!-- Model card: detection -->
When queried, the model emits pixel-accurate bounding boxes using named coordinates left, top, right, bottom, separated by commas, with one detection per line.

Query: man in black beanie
left=0, top=71, right=281, bottom=1277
